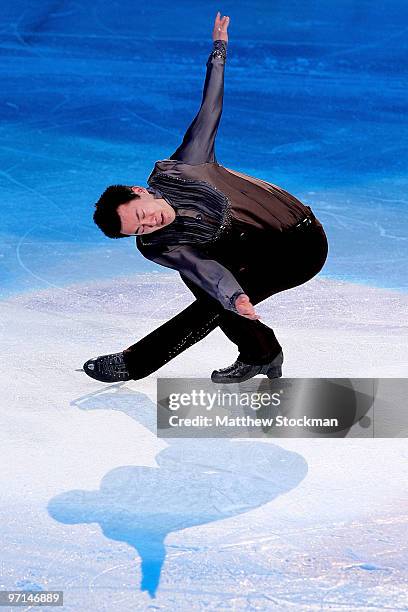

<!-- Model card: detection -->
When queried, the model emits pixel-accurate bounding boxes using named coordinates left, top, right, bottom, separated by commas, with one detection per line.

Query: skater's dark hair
left=93, top=185, right=141, bottom=238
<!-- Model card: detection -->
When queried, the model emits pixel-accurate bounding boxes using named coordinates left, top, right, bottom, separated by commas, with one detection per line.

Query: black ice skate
left=211, top=350, right=284, bottom=384
left=83, top=351, right=131, bottom=383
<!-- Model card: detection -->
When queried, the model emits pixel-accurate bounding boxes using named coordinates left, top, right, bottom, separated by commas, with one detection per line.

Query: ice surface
left=1, top=0, right=407, bottom=608
left=1, top=274, right=408, bottom=608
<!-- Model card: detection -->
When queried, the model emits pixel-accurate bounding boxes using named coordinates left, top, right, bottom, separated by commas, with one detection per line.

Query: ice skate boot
left=211, top=350, right=283, bottom=384
left=83, top=351, right=131, bottom=383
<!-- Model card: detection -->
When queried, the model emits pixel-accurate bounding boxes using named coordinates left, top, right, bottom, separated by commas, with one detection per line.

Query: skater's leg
left=179, top=223, right=328, bottom=366
left=218, top=309, right=282, bottom=365
left=179, top=273, right=282, bottom=366
left=231, top=223, right=329, bottom=362
left=123, top=298, right=222, bottom=379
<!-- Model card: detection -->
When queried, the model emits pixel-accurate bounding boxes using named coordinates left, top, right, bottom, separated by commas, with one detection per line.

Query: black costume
left=121, top=39, right=328, bottom=379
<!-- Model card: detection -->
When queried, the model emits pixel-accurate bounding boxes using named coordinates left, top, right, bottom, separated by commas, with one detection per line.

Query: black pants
left=123, top=220, right=328, bottom=379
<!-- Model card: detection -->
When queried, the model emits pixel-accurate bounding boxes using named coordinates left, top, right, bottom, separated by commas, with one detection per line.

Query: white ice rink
left=1, top=273, right=407, bottom=609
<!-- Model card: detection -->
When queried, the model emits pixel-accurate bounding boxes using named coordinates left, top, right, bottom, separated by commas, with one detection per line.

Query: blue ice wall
left=0, top=1, right=407, bottom=296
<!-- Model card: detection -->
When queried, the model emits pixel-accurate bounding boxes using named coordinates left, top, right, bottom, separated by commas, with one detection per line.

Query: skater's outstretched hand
left=212, top=11, right=230, bottom=42
left=234, top=294, right=261, bottom=320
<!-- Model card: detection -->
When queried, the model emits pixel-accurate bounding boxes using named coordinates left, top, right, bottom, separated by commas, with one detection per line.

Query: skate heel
left=265, top=365, right=282, bottom=379
left=260, top=350, right=284, bottom=379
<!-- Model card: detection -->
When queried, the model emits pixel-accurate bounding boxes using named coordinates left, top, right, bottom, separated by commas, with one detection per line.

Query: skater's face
left=117, top=186, right=176, bottom=236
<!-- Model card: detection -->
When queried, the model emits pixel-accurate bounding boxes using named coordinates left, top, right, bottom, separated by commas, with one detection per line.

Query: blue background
left=1, top=1, right=407, bottom=297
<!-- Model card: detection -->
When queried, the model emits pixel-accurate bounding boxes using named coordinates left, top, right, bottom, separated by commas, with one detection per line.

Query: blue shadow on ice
left=47, top=384, right=308, bottom=598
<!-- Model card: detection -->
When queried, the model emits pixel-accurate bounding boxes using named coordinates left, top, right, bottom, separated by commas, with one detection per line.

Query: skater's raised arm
left=169, top=12, right=230, bottom=165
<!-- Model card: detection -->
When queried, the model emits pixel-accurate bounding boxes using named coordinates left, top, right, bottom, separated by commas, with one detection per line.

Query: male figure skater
left=84, top=12, right=328, bottom=384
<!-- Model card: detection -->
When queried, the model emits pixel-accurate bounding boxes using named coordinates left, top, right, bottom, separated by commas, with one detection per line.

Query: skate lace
left=218, top=359, right=244, bottom=373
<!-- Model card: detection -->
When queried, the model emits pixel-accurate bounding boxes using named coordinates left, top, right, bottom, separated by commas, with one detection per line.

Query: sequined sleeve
left=139, top=243, right=245, bottom=313
left=169, top=40, right=227, bottom=166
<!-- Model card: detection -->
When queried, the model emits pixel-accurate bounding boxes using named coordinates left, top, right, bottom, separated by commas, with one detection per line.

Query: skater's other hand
left=212, top=11, right=230, bottom=43
left=234, top=294, right=260, bottom=320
